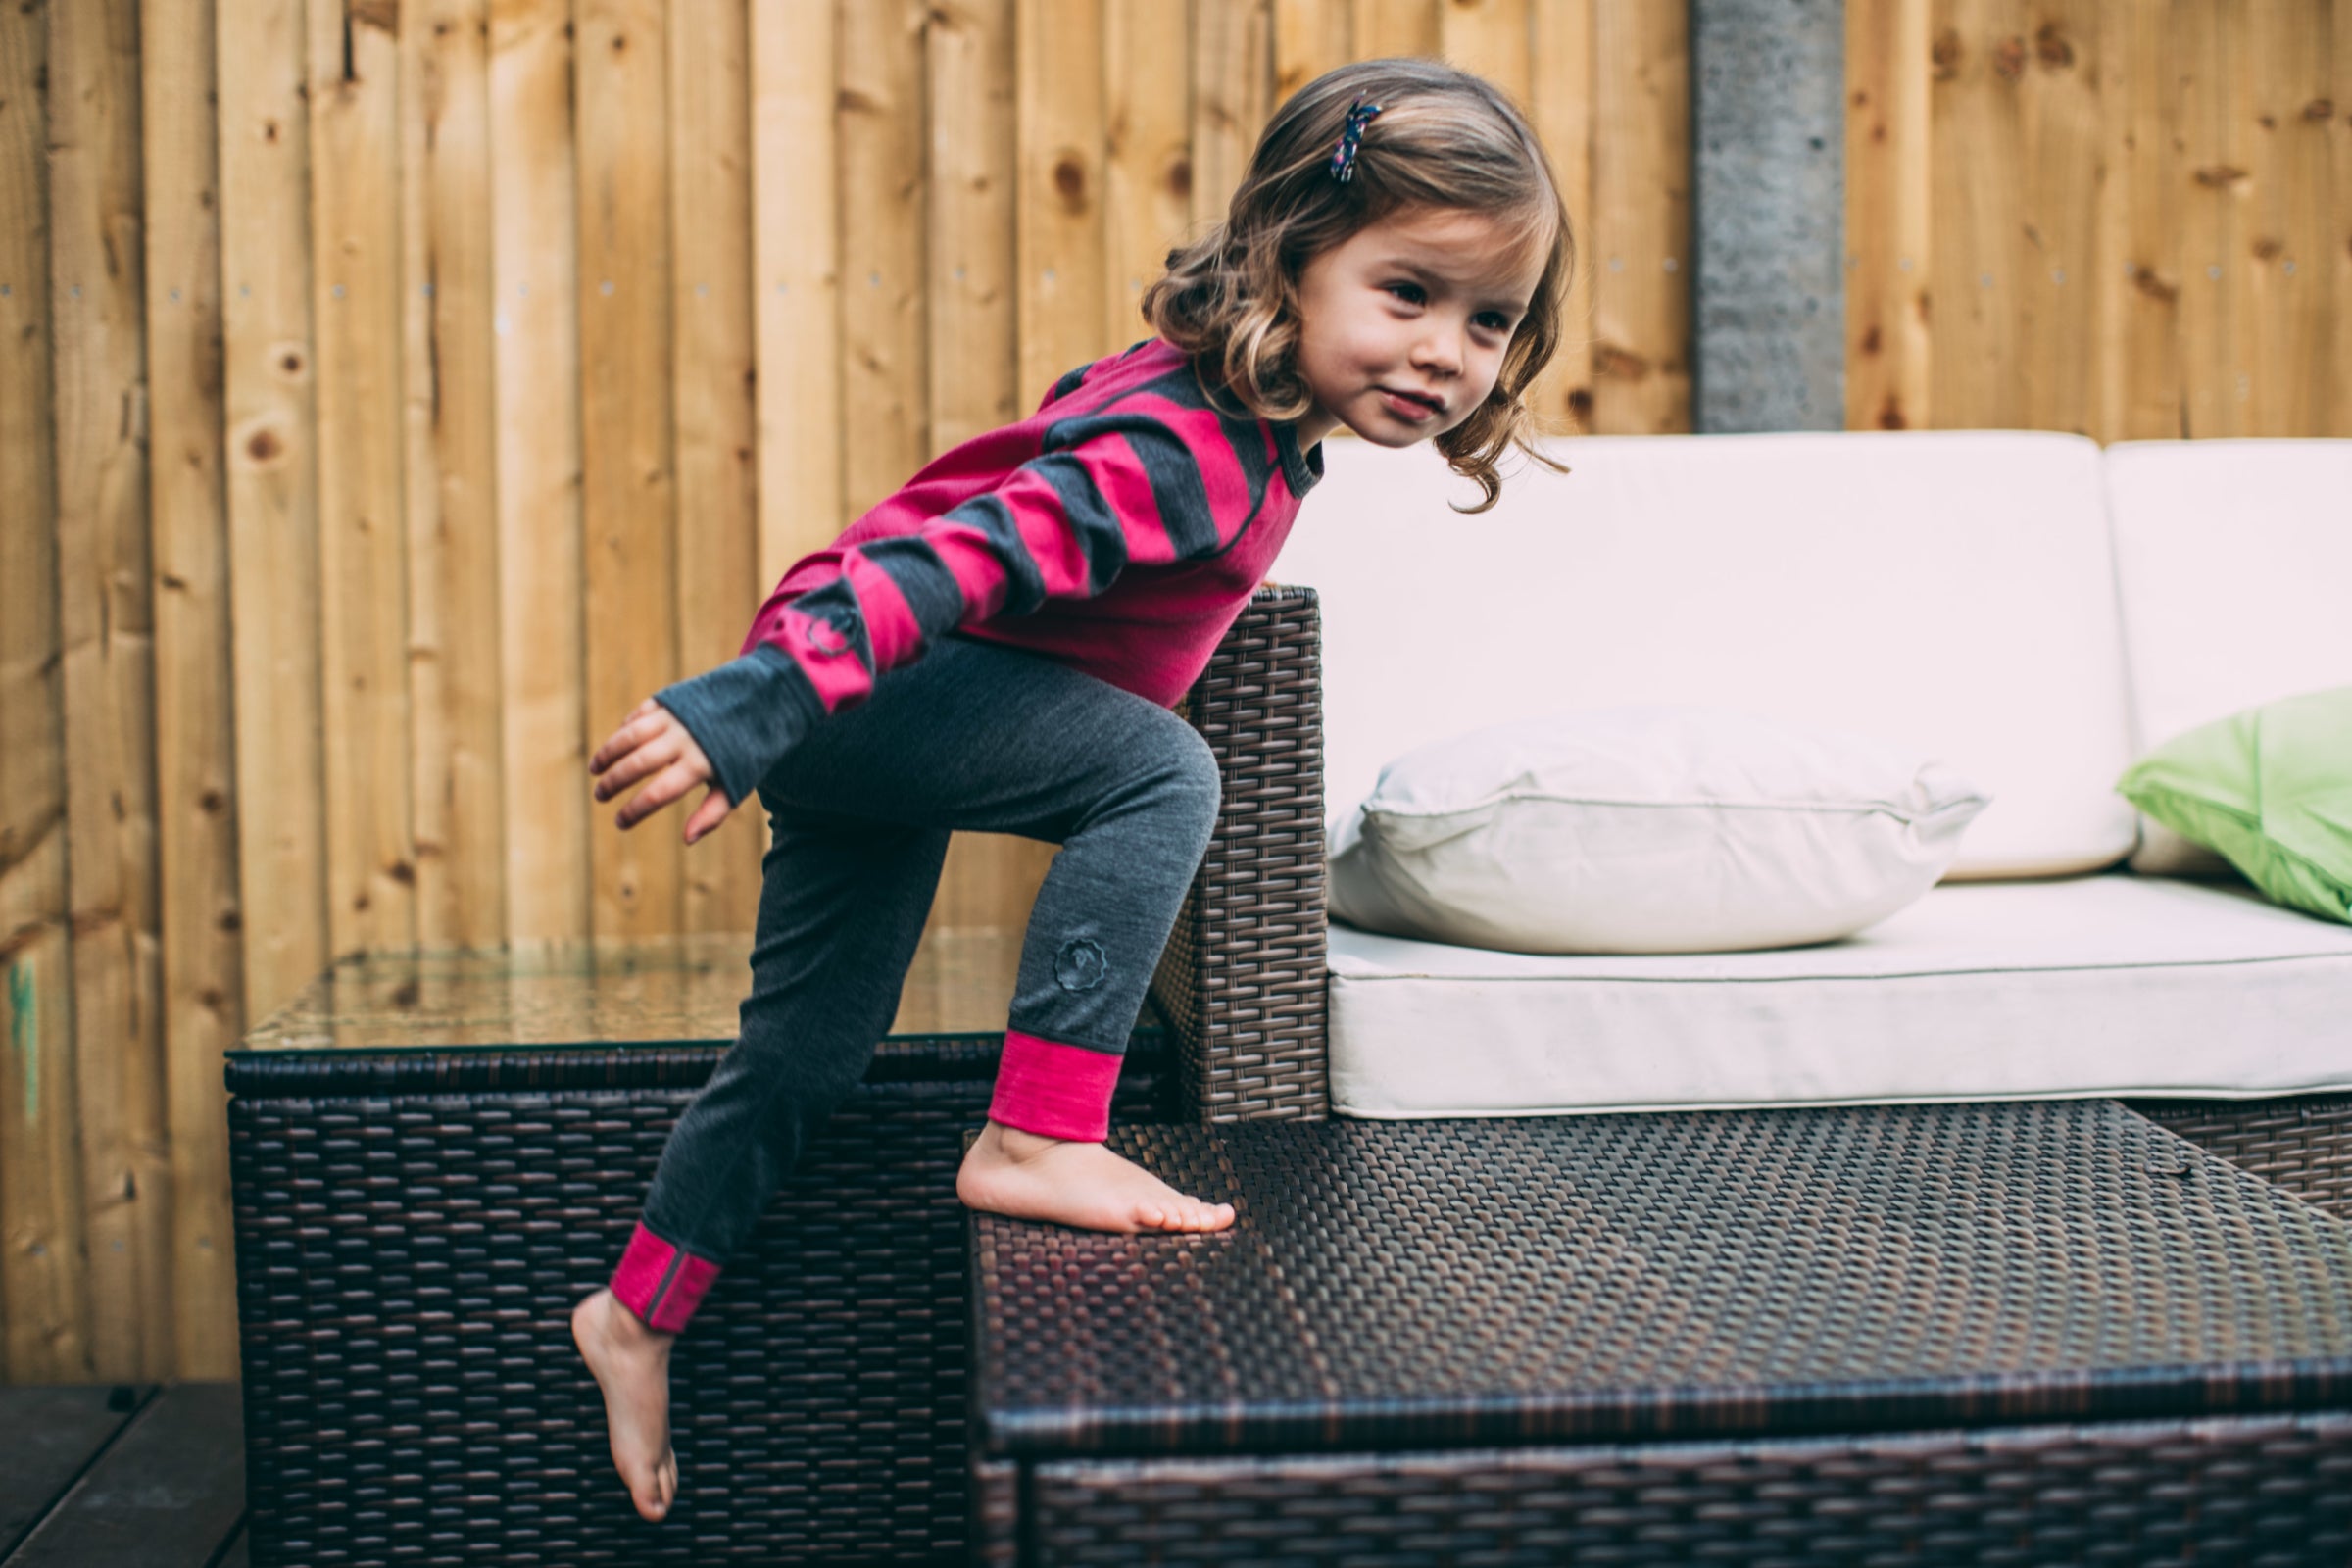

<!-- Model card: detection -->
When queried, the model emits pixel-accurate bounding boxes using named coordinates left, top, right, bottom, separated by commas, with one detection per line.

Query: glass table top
left=231, top=926, right=1032, bottom=1055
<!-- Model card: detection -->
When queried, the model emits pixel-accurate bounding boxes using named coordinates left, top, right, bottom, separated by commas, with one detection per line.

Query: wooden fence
left=0, top=0, right=2343, bottom=1385
left=1850, top=1, right=2351, bottom=438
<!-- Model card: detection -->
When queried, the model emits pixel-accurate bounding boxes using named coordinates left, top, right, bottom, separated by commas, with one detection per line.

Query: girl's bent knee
left=1162, top=724, right=1223, bottom=841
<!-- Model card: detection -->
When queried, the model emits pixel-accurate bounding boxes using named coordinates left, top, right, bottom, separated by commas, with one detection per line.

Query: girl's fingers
left=593, top=731, right=680, bottom=804
left=682, top=784, right=736, bottom=846
left=615, top=759, right=707, bottom=831
left=588, top=699, right=669, bottom=774
left=589, top=723, right=640, bottom=775
left=613, top=769, right=675, bottom=829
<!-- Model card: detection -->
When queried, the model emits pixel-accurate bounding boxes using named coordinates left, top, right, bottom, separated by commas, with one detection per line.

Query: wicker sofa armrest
left=1151, top=583, right=1331, bottom=1122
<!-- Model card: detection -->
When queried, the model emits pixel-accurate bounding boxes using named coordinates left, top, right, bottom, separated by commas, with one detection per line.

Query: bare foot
left=571, top=1287, right=679, bottom=1522
left=956, top=1121, right=1237, bottom=1233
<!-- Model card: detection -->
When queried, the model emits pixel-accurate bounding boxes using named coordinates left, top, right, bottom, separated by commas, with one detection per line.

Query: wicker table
left=969, top=1105, right=2352, bottom=1566
left=226, top=930, right=1170, bottom=1568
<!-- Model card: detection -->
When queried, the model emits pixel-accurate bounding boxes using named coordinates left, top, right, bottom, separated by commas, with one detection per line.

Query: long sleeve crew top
left=655, top=336, right=1327, bottom=807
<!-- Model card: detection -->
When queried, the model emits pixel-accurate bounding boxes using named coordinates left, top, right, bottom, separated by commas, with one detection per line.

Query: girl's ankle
left=985, top=1120, right=1085, bottom=1160
left=601, top=1288, right=677, bottom=1348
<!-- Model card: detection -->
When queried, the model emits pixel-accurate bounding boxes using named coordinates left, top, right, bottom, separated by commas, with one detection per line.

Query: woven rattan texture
left=971, top=1105, right=2352, bottom=1461
left=1022, top=1413, right=2352, bottom=1566
left=969, top=1460, right=1018, bottom=1568
left=1150, top=584, right=1330, bottom=1124
left=2128, top=1095, right=2352, bottom=1223
left=222, top=1031, right=1066, bottom=1098
left=230, top=1066, right=1163, bottom=1567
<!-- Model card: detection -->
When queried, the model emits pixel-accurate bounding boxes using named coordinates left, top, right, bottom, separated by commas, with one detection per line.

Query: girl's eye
left=1474, top=312, right=1514, bottom=333
left=1384, top=281, right=1426, bottom=306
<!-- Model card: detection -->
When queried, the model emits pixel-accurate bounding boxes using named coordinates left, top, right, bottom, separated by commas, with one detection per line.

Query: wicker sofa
left=1156, top=432, right=2352, bottom=1222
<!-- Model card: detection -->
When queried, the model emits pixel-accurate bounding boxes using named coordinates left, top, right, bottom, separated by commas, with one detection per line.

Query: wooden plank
left=1845, top=0, right=1933, bottom=430
left=2243, top=0, right=2331, bottom=437
left=1274, top=0, right=1352, bottom=104
left=1589, top=0, right=1690, bottom=433
left=0, top=1386, right=145, bottom=1557
left=1530, top=0, right=1595, bottom=435
left=1440, top=0, right=1532, bottom=108
left=2101, top=0, right=2184, bottom=440
left=1017, top=0, right=1106, bottom=401
left=1348, top=0, right=1437, bottom=60
left=2014, top=0, right=2101, bottom=434
left=9, top=1383, right=243, bottom=1568
left=742, top=0, right=839, bottom=876
left=306, top=0, right=417, bottom=958
left=49, top=0, right=173, bottom=1383
left=0, top=0, right=95, bottom=1386
left=751, top=0, right=845, bottom=582
left=928, top=0, right=1018, bottom=452
left=930, top=0, right=1049, bottom=935
left=2084, top=0, right=2129, bottom=443
left=1103, top=0, right=1192, bottom=349
left=2177, top=0, right=2252, bottom=439
left=487, top=0, right=589, bottom=942
left=2336, top=0, right=2352, bottom=437
left=218, top=0, right=329, bottom=1025
left=1927, top=0, right=2024, bottom=431
left=838, top=0, right=930, bottom=518
left=576, top=0, right=680, bottom=939
left=665, top=0, right=763, bottom=928
left=1191, top=0, right=1274, bottom=232
left=402, top=0, right=509, bottom=949
left=138, top=0, right=240, bottom=1382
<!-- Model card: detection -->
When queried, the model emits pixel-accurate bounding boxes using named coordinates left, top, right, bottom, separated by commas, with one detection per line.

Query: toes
left=625, top=1449, right=677, bottom=1522
left=1172, top=1200, right=1226, bottom=1231
left=1136, top=1203, right=1167, bottom=1229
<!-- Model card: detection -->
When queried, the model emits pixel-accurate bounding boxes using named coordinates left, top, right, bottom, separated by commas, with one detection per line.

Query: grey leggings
left=611, top=633, right=1218, bottom=1329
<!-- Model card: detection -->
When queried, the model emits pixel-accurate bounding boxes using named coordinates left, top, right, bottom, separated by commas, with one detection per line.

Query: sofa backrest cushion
left=1271, top=429, right=2137, bottom=879
left=2104, top=439, right=2352, bottom=875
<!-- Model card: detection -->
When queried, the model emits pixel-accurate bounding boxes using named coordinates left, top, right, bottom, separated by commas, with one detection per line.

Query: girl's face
left=1290, top=205, right=1547, bottom=451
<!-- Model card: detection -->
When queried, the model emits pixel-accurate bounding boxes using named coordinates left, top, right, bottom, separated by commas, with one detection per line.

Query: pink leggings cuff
left=610, top=1221, right=719, bottom=1334
left=988, top=1030, right=1123, bottom=1142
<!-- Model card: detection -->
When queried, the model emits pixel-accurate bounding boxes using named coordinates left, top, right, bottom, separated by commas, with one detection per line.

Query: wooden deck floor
left=1, top=1385, right=245, bottom=1567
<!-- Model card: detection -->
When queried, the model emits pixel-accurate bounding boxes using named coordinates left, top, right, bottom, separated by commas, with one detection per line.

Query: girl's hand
left=590, top=698, right=741, bottom=846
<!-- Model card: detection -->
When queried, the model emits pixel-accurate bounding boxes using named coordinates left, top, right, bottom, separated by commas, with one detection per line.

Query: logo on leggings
left=1054, top=938, right=1107, bottom=993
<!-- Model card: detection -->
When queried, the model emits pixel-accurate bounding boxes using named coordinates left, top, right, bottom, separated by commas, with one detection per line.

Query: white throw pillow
left=1328, top=708, right=1992, bottom=955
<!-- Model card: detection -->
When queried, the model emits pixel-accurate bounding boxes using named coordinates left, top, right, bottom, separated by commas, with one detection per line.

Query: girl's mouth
left=1378, top=387, right=1444, bottom=422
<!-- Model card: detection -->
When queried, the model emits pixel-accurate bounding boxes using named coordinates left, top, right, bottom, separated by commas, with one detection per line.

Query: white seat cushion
left=1273, top=430, right=2138, bottom=879
left=2105, top=439, right=2352, bottom=875
left=1327, top=873, right=2352, bottom=1117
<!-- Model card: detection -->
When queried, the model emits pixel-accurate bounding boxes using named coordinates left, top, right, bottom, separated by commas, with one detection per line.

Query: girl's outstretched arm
left=590, top=696, right=743, bottom=846
left=659, top=411, right=1256, bottom=807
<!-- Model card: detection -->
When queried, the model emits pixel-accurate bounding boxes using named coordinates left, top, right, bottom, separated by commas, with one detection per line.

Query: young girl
left=572, top=56, right=1575, bottom=1523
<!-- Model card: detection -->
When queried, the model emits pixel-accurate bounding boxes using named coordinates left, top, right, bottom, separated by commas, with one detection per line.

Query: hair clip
left=1328, top=99, right=1383, bottom=184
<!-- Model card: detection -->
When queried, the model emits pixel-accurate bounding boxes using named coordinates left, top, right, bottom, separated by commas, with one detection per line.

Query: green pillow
left=2116, top=686, right=2352, bottom=925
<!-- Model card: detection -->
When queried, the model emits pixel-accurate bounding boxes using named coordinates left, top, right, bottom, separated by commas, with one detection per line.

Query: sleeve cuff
left=654, top=644, right=824, bottom=807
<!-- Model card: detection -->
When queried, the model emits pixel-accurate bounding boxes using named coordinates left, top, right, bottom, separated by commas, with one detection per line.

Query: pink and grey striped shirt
left=657, top=336, right=1326, bottom=804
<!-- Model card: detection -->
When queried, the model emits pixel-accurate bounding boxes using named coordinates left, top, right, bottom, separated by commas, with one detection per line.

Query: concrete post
left=1690, top=0, right=1845, bottom=431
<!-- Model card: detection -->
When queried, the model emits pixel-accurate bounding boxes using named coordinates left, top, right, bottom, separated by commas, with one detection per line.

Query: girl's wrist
left=653, top=646, right=822, bottom=807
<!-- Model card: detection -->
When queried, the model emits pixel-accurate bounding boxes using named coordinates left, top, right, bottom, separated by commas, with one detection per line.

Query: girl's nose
left=1412, top=323, right=1463, bottom=376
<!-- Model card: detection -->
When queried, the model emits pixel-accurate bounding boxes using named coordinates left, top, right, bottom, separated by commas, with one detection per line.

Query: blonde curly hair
left=1143, top=58, right=1576, bottom=513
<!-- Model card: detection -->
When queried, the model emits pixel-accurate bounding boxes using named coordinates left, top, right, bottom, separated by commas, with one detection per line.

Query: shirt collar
left=1277, top=419, right=1325, bottom=498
